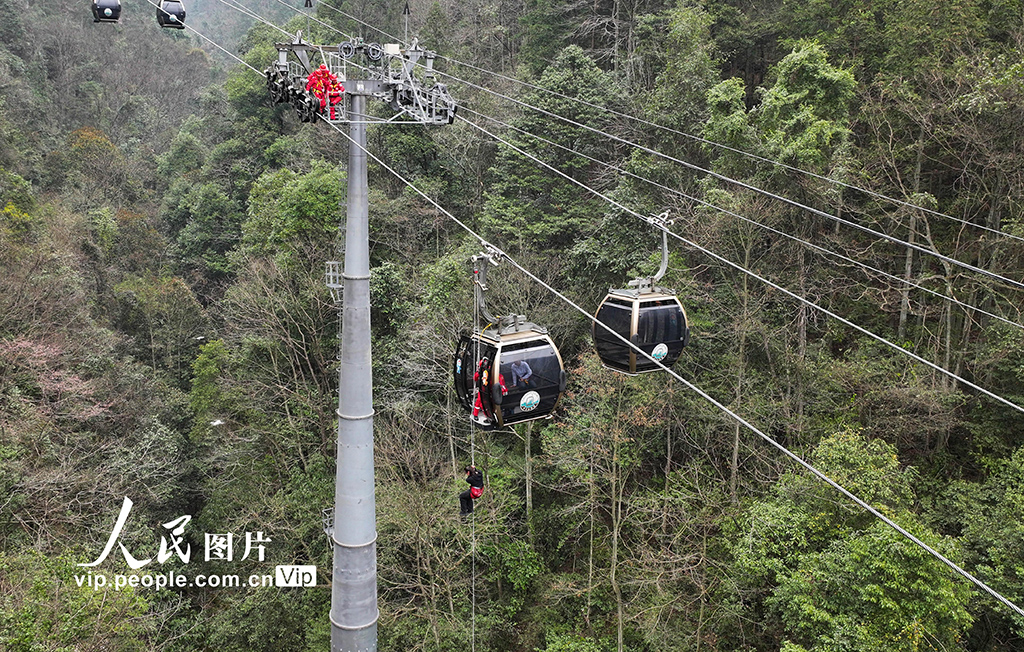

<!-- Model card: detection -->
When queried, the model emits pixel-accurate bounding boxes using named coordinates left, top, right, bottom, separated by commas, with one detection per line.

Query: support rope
left=470, top=268, right=479, bottom=652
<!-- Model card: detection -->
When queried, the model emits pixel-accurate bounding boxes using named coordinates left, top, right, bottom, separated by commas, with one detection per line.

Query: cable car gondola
left=593, top=217, right=690, bottom=375
left=453, top=253, right=566, bottom=430
left=91, top=0, right=121, bottom=22
left=156, top=0, right=185, bottom=28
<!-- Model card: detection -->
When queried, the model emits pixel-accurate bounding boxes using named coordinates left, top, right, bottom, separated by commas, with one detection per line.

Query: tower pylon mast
left=269, top=31, right=456, bottom=652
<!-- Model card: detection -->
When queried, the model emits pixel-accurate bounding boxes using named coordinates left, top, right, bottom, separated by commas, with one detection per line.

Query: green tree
left=240, top=161, right=345, bottom=267
left=189, top=338, right=234, bottom=439
left=0, top=552, right=151, bottom=651
left=113, top=274, right=208, bottom=387
left=773, top=520, right=972, bottom=651
left=725, top=430, right=972, bottom=650
left=519, top=0, right=571, bottom=75
left=171, top=182, right=244, bottom=288
left=702, top=42, right=857, bottom=435
left=0, top=167, right=32, bottom=212
left=156, top=131, right=207, bottom=188
left=946, top=445, right=1024, bottom=643
left=481, top=45, right=626, bottom=257
left=45, top=127, right=143, bottom=206
left=542, top=353, right=723, bottom=652
left=755, top=41, right=856, bottom=170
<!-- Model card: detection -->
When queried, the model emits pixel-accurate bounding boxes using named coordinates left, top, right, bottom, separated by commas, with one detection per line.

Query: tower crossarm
left=267, top=33, right=457, bottom=125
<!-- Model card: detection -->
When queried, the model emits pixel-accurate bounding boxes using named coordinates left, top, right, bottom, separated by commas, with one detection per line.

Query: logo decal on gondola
left=520, top=391, right=541, bottom=412
left=456, top=359, right=462, bottom=374
left=652, top=343, right=668, bottom=361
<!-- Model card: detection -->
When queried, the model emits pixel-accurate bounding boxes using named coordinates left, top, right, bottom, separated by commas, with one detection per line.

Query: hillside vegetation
left=1, top=0, right=1023, bottom=650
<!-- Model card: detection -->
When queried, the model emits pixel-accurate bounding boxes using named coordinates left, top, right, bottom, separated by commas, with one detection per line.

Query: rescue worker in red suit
left=305, top=65, right=330, bottom=113
left=305, top=65, right=344, bottom=118
left=459, top=465, right=484, bottom=517
left=472, top=357, right=506, bottom=426
left=328, top=79, right=344, bottom=119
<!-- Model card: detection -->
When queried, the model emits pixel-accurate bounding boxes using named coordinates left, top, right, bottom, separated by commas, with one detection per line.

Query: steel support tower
left=329, top=88, right=377, bottom=652
left=269, top=35, right=455, bottom=652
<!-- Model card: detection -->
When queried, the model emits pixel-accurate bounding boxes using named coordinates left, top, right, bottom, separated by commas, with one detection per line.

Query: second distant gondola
left=594, top=288, right=688, bottom=374
left=157, top=0, right=185, bottom=28
left=593, top=216, right=690, bottom=374
left=91, top=0, right=121, bottom=22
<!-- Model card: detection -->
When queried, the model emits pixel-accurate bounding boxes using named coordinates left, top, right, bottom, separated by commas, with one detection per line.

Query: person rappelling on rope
left=459, top=465, right=483, bottom=517
left=471, top=356, right=506, bottom=426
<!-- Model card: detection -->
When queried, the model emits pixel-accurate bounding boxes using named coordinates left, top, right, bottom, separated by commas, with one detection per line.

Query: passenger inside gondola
left=509, top=359, right=533, bottom=388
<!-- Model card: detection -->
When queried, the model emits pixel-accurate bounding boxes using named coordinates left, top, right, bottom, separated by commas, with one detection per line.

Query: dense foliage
left=2, top=0, right=1024, bottom=650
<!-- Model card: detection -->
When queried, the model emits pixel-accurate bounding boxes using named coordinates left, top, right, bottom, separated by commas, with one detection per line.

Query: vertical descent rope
left=470, top=265, right=479, bottom=652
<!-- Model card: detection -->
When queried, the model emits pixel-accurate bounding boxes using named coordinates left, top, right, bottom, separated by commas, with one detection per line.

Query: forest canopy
left=2, top=0, right=1024, bottom=650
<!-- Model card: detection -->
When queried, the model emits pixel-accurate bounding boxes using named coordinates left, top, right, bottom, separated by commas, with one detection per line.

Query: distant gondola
left=91, top=0, right=121, bottom=22
left=157, top=0, right=185, bottom=28
left=593, top=218, right=690, bottom=374
left=453, top=253, right=566, bottom=429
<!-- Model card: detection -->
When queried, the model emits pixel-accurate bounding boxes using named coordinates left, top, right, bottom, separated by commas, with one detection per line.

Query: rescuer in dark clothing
left=459, top=465, right=484, bottom=517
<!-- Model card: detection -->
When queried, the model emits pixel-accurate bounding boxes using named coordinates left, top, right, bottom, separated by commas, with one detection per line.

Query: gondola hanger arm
left=471, top=252, right=499, bottom=327
left=628, top=211, right=674, bottom=290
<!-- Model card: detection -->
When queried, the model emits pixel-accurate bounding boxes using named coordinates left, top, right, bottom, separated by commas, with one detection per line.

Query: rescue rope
left=470, top=269, right=479, bottom=652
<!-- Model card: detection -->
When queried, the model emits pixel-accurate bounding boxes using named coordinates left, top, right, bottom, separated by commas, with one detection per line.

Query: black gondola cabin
left=593, top=287, right=689, bottom=375
left=157, top=0, right=185, bottom=28
left=454, top=320, right=566, bottom=430
left=91, top=0, right=121, bottom=22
